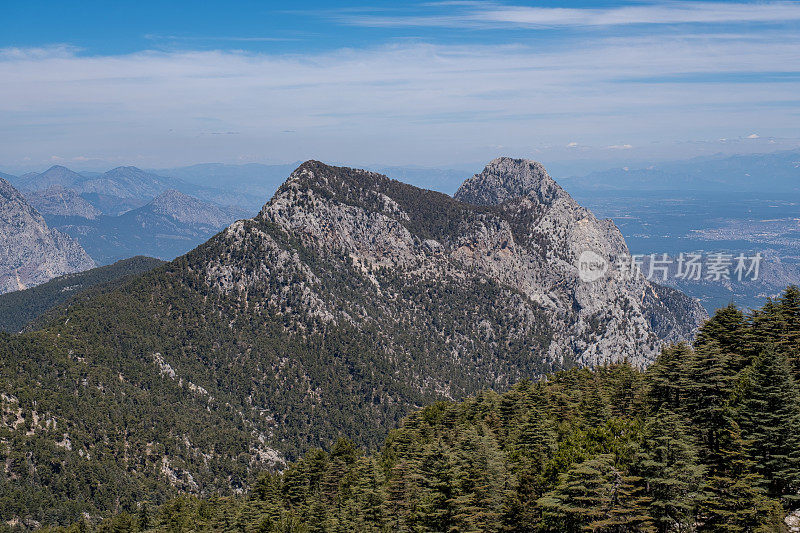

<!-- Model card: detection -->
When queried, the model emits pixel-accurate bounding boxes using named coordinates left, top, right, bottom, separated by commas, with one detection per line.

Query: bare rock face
left=0, top=177, right=95, bottom=294
left=204, top=159, right=706, bottom=373
left=455, top=157, right=708, bottom=365
left=456, top=157, right=559, bottom=206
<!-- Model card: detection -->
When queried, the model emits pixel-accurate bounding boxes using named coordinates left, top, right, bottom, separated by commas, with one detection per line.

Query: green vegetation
left=0, top=207, right=551, bottom=527
left=0, top=256, right=163, bottom=332
left=0, top=161, right=792, bottom=530
left=36, top=286, right=800, bottom=532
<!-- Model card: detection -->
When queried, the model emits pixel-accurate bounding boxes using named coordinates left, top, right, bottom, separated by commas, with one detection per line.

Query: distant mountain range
left=0, top=177, right=94, bottom=294
left=0, top=165, right=255, bottom=267
left=25, top=186, right=102, bottom=219
left=46, top=189, right=248, bottom=265
left=3, top=148, right=797, bottom=286
left=14, top=165, right=261, bottom=213
left=561, top=148, right=800, bottom=192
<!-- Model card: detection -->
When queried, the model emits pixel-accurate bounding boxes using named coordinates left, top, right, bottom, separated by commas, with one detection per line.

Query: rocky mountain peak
left=454, top=157, right=562, bottom=206
left=239, top=160, right=708, bottom=369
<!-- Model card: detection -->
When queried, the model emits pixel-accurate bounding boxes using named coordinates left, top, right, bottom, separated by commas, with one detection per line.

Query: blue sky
left=2, top=1, right=800, bottom=174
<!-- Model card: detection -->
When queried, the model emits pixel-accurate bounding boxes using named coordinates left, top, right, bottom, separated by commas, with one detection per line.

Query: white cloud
left=747, top=133, right=760, bottom=138
left=567, top=142, right=579, bottom=147
left=0, top=30, right=798, bottom=166
left=607, top=144, right=634, bottom=150
left=343, top=2, right=800, bottom=28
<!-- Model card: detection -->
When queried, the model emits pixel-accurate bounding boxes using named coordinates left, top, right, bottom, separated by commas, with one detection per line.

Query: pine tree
left=777, top=286, right=800, bottom=376
left=579, top=378, right=611, bottom=428
left=503, top=400, right=556, bottom=532
left=416, top=439, right=456, bottom=532
left=538, top=454, right=655, bottom=532
left=450, top=428, right=506, bottom=532
left=645, top=343, right=692, bottom=412
left=353, top=457, right=385, bottom=532
left=384, top=460, right=414, bottom=533
left=695, top=303, right=746, bottom=355
left=683, top=341, right=735, bottom=472
left=695, top=427, right=777, bottom=533
left=635, top=408, right=704, bottom=532
left=737, top=347, right=800, bottom=505
left=746, top=299, right=784, bottom=354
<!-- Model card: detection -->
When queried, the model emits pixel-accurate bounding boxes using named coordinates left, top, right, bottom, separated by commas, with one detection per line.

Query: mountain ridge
left=0, top=177, right=94, bottom=294
left=0, top=158, right=705, bottom=524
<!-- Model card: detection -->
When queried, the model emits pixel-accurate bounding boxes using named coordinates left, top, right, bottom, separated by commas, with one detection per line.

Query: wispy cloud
left=1, top=27, right=799, bottom=167
left=341, top=1, right=800, bottom=28
left=144, top=34, right=297, bottom=43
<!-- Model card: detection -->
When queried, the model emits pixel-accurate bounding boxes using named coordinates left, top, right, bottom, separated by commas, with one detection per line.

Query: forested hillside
left=1, top=160, right=707, bottom=529
left=51, top=286, right=800, bottom=532
left=0, top=256, right=163, bottom=332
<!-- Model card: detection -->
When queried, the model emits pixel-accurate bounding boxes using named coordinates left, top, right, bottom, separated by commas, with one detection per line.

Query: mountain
left=145, top=189, right=246, bottom=227
left=0, top=256, right=164, bottom=333
left=0, top=159, right=706, bottom=525
left=18, top=165, right=251, bottom=215
left=16, top=288, right=800, bottom=531
left=24, top=186, right=102, bottom=219
left=453, top=158, right=706, bottom=360
left=564, top=149, right=800, bottom=192
left=15, top=165, right=85, bottom=192
left=0, top=177, right=94, bottom=294
left=49, top=190, right=249, bottom=264
left=72, top=192, right=146, bottom=216
left=76, top=166, right=185, bottom=199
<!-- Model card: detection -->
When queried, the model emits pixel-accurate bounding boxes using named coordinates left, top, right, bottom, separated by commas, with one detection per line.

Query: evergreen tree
left=416, top=439, right=456, bottom=532
left=538, top=454, right=655, bottom=533
left=450, top=428, right=506, bottom=532
left=384, top=460, right=414, bottom=533
left=683, top=341, right=735, bottom=472
left=578, top=378, right=612, bottom=428
left=737, top=347, right=800, bottom=505
left=695, top=303, right=746, bottom=356
left=635, top=409, right=704, bottom=532
left=694, top=407, right=778, bottom=532
left=353, top=457, right=385, bottom=532
left=777, top=286, right=800, bottom=376
left=645, top=344, right=692, bottom=412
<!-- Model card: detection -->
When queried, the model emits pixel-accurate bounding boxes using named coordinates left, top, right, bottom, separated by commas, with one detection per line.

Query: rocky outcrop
left=0, top=177, right=94, bottom=294
left=454, top=157, right=708, bottom=364
left=456, top=158, right=558, bottom=206
left=205, top=159, right=706, bottom=370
